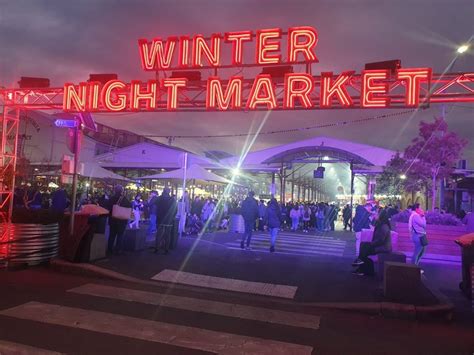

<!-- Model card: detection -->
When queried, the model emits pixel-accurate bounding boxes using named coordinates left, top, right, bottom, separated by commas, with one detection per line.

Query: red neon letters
left=63, top=67, right=433, bottom=112
left=320, top=72, right=354, bottom=108
left=361, top=70, right=390, bottom=108
left=61, top=27, right=434, bottom=112
left=138, top=26, right=319, bottom=70
left=206, top=76, right=243, bottom=110
left=284, top=74, right=314, bottom=108
left=397, top=68, right=431, bottom=107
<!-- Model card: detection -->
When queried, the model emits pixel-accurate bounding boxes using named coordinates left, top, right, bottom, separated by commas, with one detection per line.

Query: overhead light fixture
left=457, top=44, right=469, bottom=54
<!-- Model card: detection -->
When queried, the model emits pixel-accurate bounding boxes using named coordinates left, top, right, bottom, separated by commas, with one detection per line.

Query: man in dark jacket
left=265, top=198, right=283, bottom=252
left=147, top=191, right=158, bottom=235
left=342, top=204, right=351, bottom=231
left=154, top=187, right=177, bottom=254
left=51, top=186, right=69, bottom=214
left=240, top=191, right=259, bottom=250
left=107, top=185, right=131, bottom=255
left=353, top=203, right=371, bottom=232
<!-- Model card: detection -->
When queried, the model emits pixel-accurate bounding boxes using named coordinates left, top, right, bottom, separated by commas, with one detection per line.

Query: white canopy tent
left=141, top=164, right=234, bottom=184
left=37, top=162, right=130, bottom=181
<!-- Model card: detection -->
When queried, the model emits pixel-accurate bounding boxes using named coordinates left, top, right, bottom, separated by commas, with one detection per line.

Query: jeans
left=108, top=220, right=127, bottom=253
left=130, top=210, right=141, bottom=229
left=269, top=227, right=279, bottom=247
left=317, top=217, right=324, bottom=232
left=148, top=214, right=157, bottom=234
left=412, top=233, right=426, bottom=265
left=242, top=221, right=253, bottom=246
left=291, top=217, right=299, bottom=230
left=343, top=218, right=351, bottom=230
left=155, top=224, right=173, bottom=252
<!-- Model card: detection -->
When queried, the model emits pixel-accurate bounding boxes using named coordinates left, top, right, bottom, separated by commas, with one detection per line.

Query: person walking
left=316, top=203, right=325, bottom=232
left=265, top=198, right=283, bottom=252
left=290, top=206, right=300, bottom=232
left=154, top=187, right=177, bottom=254
left=147, top=191, right=158, bottom=235
left=129, top=194, right=143, bottom=229
left=342, top=204, right=351, bottom=231
left=327, top=204, right=338, bottom=231
left=107, top=185, right=131, bottom=255
left=258, top=200, right=267, bottom=231
left=240, top=191, right=259, bottom=250
left=409, top=207, right=428, bottom=268
left=302, top=205, right=311, bottom=233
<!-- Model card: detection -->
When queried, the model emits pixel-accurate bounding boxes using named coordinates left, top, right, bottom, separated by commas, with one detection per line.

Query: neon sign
left=1, top=26, right=472, bottom=112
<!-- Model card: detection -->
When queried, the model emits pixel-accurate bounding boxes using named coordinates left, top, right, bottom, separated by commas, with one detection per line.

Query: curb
left=49, top=259, right=454, bottom=321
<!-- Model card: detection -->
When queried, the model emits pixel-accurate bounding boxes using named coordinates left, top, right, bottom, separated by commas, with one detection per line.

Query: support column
left=350, top=162, right=354, bottom=232
left=279, top=165, right=286, bottom=204
left=291, top=171, right=295, bottom=202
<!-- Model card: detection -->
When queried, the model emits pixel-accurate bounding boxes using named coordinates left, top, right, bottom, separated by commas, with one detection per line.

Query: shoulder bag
left=413, top=226, right=428, bottom=246
left=112, top=196, right=132, bottom=220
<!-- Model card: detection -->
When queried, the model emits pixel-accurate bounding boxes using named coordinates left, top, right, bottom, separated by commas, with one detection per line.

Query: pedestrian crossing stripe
left=253, top=233, right=346, bottom=244
left=152, top=269, right=298, bottom=299
left=1, top=302, right=314, bottom=355
left=69, top=283, right=320, bottom=330
left=238, top=235, right=346, bottom=248
left=261, top=232, right=343, bottom=241
left=226, top=246, right=343, bottom=257
left=225, top=241, right=344, bottom=254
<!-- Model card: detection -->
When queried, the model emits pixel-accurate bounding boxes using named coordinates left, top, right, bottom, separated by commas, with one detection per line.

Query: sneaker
left=270, top=246, right=275, bottom=253
left=352, top=270, right=365, bottom=276
left=352, top=258, right=364, bottom=266
left=240, top=241, right=245, bottom=249
left=420, top=269, right=425, bottom=275
left=245, top=245, right=252, bottom=250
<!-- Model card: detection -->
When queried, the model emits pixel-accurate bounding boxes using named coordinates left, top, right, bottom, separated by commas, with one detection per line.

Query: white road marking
left=226, top=246, right=343, bottom=257
left=151, top=269, right=298, bottom=299
left=69, top=283, right=320, bottom=330
left=0, top=340, right=63, bottom=354
left=226, top=238, right=345, bottom=251
left=1, top=302, right=313, bottom=355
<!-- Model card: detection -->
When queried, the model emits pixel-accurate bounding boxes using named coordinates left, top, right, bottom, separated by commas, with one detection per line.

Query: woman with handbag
left=108, top=185, right=132, bottom=255
left=409, top=207, right=428, bottom=267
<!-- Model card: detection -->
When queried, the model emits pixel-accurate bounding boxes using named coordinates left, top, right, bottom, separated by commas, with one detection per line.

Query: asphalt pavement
left=0, top=267, right=473, bottom=355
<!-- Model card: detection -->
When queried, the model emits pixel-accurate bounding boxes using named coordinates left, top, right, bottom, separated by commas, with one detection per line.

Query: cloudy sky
left=1, top=0, right=473, bottom=162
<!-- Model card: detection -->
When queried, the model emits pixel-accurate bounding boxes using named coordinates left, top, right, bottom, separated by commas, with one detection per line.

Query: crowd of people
left=13, top=183, right=474, bottom=273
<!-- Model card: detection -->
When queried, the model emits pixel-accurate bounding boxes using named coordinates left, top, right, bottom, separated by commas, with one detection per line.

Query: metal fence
left=0, top=223, right=60, bottom=267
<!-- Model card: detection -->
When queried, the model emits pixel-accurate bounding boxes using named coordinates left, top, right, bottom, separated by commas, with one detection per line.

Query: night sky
left=1, top=0, right=473, bottom=162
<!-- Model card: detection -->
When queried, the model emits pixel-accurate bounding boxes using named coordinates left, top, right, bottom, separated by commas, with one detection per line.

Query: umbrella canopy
left=141, top=164, right=233, bottom=184
left=36, top=162, right=130, bottom=181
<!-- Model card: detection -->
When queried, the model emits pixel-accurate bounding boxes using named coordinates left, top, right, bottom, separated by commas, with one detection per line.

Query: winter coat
left=371, top=223, right=392, bottom=253
left=353, top=205, right=370, bottom=232
left=258, top=203, right=267, bottom=218
left=241, top=197, right=259, bottom=223
left=265, top=202, right=283, bottom=228
left=148, top=196, right=158, bottom=215
left=156, top=194, right=177, bottom=226
left=201, top=202, right=215, bottom=221
left=290, top=209, right=300, bottom=219
left=108, top=193, right=132, bottom=226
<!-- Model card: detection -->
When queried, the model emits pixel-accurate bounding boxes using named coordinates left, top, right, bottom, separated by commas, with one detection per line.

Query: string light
left=143, top=109, right=416, bottom=139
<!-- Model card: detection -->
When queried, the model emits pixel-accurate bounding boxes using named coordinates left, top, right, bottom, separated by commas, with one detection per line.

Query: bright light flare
left=457, top=44, right=469, bottom=54
left=400, top=174, right=407, bottom=180
left=232, top=168, right=241, bottom=176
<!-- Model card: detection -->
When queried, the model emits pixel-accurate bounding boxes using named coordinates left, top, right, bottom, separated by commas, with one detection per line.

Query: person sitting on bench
left=352, top=209, right=392, bottom=276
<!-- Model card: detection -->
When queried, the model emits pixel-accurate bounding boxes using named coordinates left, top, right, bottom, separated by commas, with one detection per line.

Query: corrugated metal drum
left=0, top=223, right=60, bottom=266
left=229, top=214, right=245, bottom=233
